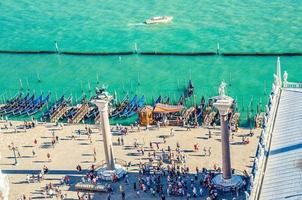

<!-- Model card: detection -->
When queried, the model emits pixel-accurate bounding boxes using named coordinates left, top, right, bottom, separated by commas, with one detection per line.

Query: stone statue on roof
left=283, top=71, right=288, bottom=84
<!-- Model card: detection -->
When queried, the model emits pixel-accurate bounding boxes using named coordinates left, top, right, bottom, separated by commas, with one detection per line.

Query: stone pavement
left=0, top=121, right=259, bottom=199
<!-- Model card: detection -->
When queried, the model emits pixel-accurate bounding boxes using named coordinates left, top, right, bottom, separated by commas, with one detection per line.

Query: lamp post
left=8, top=144, right=18, bottom=166
left=12, top=147, right=17, bottom=166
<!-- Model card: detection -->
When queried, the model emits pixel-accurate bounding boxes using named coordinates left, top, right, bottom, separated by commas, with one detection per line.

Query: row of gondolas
left=0, top=80, right=234, bottom=125
left=0, top=92, right=50, bottom=116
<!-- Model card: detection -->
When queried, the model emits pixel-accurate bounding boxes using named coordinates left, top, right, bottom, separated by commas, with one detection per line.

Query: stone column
left=94, top=100, right=115, bottom=170
left=0, top=169, right=9, bottom=200
left=214, top=99, right=233, bottom=180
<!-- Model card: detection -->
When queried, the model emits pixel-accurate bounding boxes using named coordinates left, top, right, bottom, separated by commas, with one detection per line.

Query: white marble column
left=94, top=100, right=115, bottom=170
left=213, top=81, right=234, bottom=180
left=0, top=169, right=9, bottom=200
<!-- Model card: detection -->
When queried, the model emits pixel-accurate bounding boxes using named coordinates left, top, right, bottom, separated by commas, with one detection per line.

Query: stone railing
left=284, top=81, right=302, bottom=88
left=248, top=82, right=282, bottom=200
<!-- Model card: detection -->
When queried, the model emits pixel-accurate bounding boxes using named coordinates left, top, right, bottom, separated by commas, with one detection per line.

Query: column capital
left=213, top=97, right=233, bottom=116
left=91, top=99, right=108, bottom=112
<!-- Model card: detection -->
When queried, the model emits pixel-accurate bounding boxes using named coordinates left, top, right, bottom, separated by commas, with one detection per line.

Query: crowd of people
left=101, top=162, right=249, bottom=200
left=77, top=124, right=251, bottom=200
left=1, top=115, right=256, bottom=200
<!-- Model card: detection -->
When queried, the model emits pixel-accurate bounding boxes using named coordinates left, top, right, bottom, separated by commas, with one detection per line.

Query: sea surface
left=0, top=1, right=302, bottom=124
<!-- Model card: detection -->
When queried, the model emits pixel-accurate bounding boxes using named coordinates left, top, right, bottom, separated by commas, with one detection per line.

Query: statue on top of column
left=219, top=81, right=227, bottom=98
left=94, top=84, right=113, bottom=101
left=283, top=71, right=288, bottom=82
left=283, top=71, right=288, bottom=88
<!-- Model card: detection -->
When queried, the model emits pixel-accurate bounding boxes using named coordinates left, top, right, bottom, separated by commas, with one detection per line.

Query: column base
left=211, top=173, right=243, bottom=192
left=0, top=170, right=9, bottom=200
left=96, top=164, right=127, bottom=181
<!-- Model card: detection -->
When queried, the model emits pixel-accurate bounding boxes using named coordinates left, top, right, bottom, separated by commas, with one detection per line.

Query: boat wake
left=127, top=22, right=146, bottom=27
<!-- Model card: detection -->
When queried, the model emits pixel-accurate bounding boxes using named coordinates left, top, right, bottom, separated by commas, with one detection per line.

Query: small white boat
left=144, top=16, right=173, bottom=24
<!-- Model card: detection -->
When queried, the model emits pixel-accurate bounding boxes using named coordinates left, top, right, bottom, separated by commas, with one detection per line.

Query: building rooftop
left=259, top=88, right=302, bottom=200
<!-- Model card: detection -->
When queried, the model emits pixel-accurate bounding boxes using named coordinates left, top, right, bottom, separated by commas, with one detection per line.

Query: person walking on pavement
left=47, top=153, right=51, bottom=162
left=121, top=191, right=125, bottom=200
left=32, top=149, right=36, bottom=157
left=208, top=147, right=212, bottom=156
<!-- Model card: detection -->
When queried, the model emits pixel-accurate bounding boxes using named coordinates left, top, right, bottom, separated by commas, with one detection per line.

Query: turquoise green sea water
left=0, top=1, right=302, bottom=124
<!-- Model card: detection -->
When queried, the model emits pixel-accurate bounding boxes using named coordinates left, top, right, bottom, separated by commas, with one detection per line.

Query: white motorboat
left=144, top=16, right=173, bottom=24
